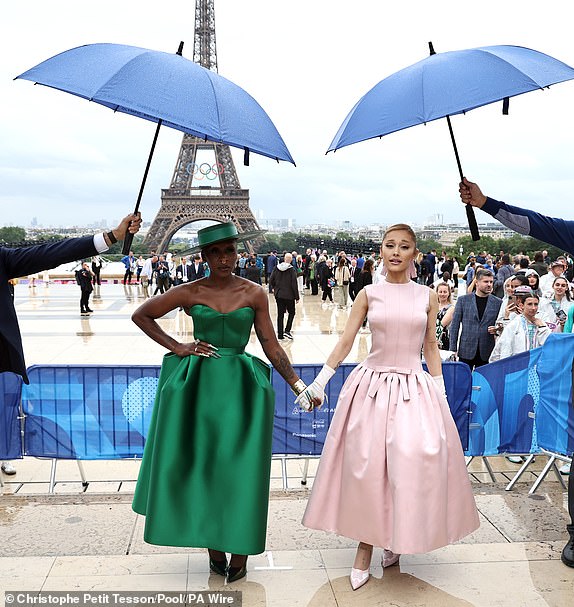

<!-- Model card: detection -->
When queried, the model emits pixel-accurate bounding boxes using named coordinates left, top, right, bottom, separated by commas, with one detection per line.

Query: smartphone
left=557, top=309, right=567, bottom=322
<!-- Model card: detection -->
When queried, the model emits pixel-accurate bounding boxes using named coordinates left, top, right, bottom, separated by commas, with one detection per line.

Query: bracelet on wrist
left=290, top=379, right=307, bottom=396
left=106, top=231, right=118, bottom=245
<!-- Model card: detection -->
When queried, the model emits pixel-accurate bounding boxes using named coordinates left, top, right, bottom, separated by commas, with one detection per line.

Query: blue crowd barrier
left=2, top=342, right=570, bottom=462
left=467, top=333, right=574, bottom=457
left=0, top=372, right=23, bottom=459
left=16, top=362, right=471, bottom=460
left=22, top=365, right=160, bottom=459
left=536, top=334, right=574, bottom=457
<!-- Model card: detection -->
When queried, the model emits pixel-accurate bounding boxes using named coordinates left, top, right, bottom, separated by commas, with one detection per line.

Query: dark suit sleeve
left=1, top=236, right=98, bottom=280
left=483, top=197, right=574, bottom=255
left=449, top=298, right=463, bottom=351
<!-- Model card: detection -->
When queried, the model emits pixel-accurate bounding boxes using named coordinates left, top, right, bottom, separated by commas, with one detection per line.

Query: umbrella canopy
left=328, top=45, right=574, bottom=152
left=16, top=42, right=295, bottom=165
left=328, top=44, right=574, bottom=241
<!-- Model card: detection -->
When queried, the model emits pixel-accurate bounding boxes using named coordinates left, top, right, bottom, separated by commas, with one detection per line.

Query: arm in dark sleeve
left=449, top=299, right=463, bottom=351
left=291, top=269, right=298, bottom=298
left=483, top=197, right=574, bottom=255
left=1, top=236, right=97, bottom=280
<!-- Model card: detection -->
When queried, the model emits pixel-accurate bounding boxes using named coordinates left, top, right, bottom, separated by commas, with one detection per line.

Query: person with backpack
left=76, top=262, right=94, bottom=316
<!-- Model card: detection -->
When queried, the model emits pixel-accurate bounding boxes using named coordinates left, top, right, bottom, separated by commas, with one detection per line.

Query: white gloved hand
left=296, top=391, right=315, bottom=412
left=432, top=375, right=447, bottom=399
left=295, top=364, right=336, bottom=411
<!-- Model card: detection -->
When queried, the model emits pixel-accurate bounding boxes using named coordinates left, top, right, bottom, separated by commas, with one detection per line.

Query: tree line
left=1, top=226, right=568, bottom=263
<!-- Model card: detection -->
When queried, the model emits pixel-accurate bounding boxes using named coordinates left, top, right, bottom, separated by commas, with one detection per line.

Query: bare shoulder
left=244, top=280, right=269, bottom=307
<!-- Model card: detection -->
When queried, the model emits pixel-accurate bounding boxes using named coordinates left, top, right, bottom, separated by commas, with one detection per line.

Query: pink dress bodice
left=363, top=280, right=428, bottom=372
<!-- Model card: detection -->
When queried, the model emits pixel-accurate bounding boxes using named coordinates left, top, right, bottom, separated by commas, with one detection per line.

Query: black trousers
left=459, top=352, right=488, bottom=371
left=154, top=276, right=170, bottom=294
left=276, top=298, right=295, bottom=338
left=80, top=290, right=91, bottom=312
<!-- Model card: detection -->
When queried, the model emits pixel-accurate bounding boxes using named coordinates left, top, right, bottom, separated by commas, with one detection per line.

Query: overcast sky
left=2, top=0, right=574, bottom=230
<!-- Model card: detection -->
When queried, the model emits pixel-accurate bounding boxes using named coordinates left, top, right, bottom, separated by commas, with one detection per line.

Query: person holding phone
left=545, top=276, right=572, bottom=332
left=495, top=275, right=529, bottom=329
left=494, top=287, right=551, bottom=360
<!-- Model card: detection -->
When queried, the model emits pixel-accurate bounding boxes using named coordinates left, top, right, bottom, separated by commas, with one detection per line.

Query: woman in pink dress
left=299, top=224, right=479, bottom=590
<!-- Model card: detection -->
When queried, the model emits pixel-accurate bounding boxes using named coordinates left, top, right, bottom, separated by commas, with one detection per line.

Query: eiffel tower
left=143, top=0, right=263, bottom=254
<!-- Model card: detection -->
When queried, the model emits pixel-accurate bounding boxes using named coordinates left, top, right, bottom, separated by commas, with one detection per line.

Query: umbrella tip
left=177, top=41, right=184, bottom=56
left=428, top=41, right=436, bottom=56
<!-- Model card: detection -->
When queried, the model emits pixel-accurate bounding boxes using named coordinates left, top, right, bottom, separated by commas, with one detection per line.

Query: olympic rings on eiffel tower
left=185, top=162, right=225, bottom=180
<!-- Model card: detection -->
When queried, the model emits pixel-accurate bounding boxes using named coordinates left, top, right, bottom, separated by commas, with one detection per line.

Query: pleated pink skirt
left=302, top=364, right=480, bottom=554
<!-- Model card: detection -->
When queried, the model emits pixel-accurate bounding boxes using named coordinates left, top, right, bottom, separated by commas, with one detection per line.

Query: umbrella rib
left=204, top=71, right=224, bottom=143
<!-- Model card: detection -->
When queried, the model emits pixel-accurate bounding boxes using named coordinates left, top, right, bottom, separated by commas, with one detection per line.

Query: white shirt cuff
left=94, top=233, right=109, bottom=253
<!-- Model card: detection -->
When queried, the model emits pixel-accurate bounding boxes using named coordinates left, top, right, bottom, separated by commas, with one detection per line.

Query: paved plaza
left=1, top=280, right=572, bottom=606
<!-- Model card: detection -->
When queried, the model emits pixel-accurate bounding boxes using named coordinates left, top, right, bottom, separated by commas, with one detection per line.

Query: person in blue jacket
left=459, top=177, right=573, bottom=568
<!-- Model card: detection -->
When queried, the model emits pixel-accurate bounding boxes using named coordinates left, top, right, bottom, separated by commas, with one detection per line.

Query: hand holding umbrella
left=104, top=212, right=143, bottom=248
left=458, top=178, right=487, bottom=210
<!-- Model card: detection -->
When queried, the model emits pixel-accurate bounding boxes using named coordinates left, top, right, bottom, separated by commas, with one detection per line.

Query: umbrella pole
left=122, top=119, right=163, bottom=255
left=445, top=116, right=480, bottom=241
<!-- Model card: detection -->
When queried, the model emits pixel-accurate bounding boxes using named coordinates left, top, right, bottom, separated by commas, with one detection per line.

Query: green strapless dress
left=132, top=304, right=275, bottom=554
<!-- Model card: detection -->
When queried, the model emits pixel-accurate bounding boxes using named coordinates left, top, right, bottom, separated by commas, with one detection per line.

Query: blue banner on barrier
left=22, top=362, right=471, bottom=460
left=0, top=372, right=23, bottom=459
left=22, top=365, right=161, bottom=459
left=536, top=333, right=574, bottom=457
left=468, top=349, right=543, bottom=456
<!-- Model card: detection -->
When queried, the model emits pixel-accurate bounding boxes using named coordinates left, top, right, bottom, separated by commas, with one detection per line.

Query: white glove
left=296, top=391, right=315, bottom=412
left=295, top=365, right=336, bottom=410
left=432, top=375, right=447, bottom=399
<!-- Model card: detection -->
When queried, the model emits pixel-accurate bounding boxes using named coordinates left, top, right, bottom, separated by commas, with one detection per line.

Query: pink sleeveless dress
left=302, top=280, right=479, bottom=554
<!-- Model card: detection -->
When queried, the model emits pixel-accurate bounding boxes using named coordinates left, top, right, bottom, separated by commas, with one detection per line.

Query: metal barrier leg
left=280, top=457, right=288, bottom=490
left=466, top=456, right=496, bottom=482
left=528, top=455, right=557, bottom=495
left=49, top=459, right=58, bottom=494
left=77, top=461, right=88, bottom=488
left=551, top=460, right=567, bottom=489
left=482, top=457, right=497, bottom=482
left=0, top=473, right=4, bottom=488
left=505, top=454, right=536, bottom=491
left=301, top=458, right=310, bottom=486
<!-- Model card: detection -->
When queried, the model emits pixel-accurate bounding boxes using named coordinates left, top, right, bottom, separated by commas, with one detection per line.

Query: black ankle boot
left=209, top=557, right=228, bottom=576
left=562, top=534, right=574, bottom=567
left=208, top=550, right=227, bottom=576
left=226, top=556, right=247, bottom=583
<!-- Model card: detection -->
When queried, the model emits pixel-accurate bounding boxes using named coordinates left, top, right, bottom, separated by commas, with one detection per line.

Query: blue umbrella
left=328, top=44, right=574, bottom=240
left=15, top=42, right=295, bottom=252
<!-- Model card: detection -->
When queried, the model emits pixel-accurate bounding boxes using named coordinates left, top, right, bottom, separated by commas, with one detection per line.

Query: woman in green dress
left=131, top=222, right=312, bottom=583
